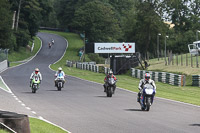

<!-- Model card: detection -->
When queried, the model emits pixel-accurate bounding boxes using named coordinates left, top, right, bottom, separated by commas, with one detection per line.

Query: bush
left=88, top=53, right=105, bottom=64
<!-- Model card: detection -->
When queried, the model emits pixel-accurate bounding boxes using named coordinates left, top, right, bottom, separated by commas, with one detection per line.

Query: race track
left=1, top=32, right=200, bottom=133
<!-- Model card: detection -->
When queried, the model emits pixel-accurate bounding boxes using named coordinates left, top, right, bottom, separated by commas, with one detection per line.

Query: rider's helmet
left=108, top=70, right=113, bottom=76
left=35, top=68, right=39, bottom=74
left=58, top=67, right=62, bottom=72
left=145, top=73, right=150, bottom=81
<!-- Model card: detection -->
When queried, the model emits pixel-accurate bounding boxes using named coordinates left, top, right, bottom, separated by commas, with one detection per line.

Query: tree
left=72, top=1, right=121, bottom=42
left=0, top=0, right=16, bottom=50
left=133, top=0, right=167, bottom=56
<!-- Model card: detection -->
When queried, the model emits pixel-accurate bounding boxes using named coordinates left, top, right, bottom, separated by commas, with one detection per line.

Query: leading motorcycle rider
left=137, top=73, right=156, bottom=102
left=54, top=67, right=65, bottom=87
left=103, top=70, right=117, bottom=92
left=30, top=68, right=42, bottom=87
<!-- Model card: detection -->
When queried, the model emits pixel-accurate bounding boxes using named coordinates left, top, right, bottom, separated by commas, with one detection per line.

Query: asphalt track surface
left=1, top=32, right=200, bottom=133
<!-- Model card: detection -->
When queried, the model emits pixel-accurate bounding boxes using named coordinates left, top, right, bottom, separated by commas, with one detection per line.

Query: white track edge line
left=0, top=76, right=12, bottom=93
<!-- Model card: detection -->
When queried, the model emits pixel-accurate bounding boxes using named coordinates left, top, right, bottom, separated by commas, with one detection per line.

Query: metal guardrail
left=0, top=49, right=9, bottom=62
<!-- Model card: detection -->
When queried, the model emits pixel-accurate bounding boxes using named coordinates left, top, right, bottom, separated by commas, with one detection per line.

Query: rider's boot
left=30, top=80, right=32, bottom=87
left=54, top=81, right=56, bottom=87
left=137, top=93, right=141, bottom=102
left=103, top=84, right=106, bottom=92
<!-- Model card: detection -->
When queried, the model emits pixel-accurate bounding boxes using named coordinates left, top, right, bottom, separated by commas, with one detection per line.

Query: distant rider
left=55, top=67, right=65, bottom=87
left=48, top=42, right=52, bottom=48
left=103, top=70, right=117, bottom=92
left=51, top=38, right=54, bottom=45
left=137, top=73, right=156, bottom=102
left=30, top=68, right=42, bottom=87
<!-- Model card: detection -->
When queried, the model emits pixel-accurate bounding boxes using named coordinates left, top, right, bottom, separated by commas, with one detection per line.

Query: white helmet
left=58, top=67, right=62, bottom=71
left=108, top=70, right=113, bottom=75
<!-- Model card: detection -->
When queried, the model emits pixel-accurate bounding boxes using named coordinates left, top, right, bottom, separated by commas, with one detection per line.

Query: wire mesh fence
left=0, top=49, right=9, bottom=62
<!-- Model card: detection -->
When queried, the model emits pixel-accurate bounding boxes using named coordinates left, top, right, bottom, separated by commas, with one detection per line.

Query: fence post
left=176, top=54, right=178, bottom=66
left=181, top=54, right=183, bottom=66
left=196, top=55, right=199, bottom=68
left=186, top=53, right=188, bottom=66
left=191, top=55, right=193, bottom=67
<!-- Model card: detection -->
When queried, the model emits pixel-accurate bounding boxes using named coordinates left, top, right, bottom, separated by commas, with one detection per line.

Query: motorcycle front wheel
left=146, top=97, right=151, bottom=111
left=106, top=87, right=112, bottom=97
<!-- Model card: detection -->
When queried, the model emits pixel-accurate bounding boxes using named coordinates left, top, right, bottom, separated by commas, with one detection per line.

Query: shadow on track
left=189, top=124, right=200, bottom=127
left=22, top=92, right=35, bottom=94
left=95, top=96, right=109, bottom=98
left=46, top=90, right=59, bottom=92
left=124, top=109, right=142, bottom=112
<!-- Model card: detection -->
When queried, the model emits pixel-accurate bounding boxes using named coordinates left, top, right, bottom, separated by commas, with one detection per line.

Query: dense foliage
left=1, top=0, right=200, bottom=56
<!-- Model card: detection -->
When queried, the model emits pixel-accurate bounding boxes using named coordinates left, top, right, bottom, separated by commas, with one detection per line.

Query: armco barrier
left=131, top=68, right=185, bottom=87
left=0, top=60, right=8, bottom=73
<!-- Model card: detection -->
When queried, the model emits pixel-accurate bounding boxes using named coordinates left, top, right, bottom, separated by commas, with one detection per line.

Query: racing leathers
left=30, top=72, right=42, bottom=87
left=103, top=74, right=117, bottom=92
left=137, top=79, right=156, bottom=102
left=54, top=71, right=65, bottom=87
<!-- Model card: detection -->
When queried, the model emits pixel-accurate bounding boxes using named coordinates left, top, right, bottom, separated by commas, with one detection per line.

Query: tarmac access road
left=1, top=32, right=200, bottom=133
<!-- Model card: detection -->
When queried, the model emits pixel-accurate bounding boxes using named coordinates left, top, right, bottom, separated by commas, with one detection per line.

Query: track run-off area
left=0, top=32, right=200, bottom=133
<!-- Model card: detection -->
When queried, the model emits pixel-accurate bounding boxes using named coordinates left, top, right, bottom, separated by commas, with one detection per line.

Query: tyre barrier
left=75, top=62, right=100, bottom=73
left=192, top=75, right=200, bottom=87
left=131, top=68, right=185, bottom=87
left=66, top=60, right=73, bottom=67
left=0, top=111, right=30, bottom=133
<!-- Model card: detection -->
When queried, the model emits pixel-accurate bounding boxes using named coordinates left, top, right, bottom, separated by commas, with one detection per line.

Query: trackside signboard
left=94, top=43, right=135, bottom=53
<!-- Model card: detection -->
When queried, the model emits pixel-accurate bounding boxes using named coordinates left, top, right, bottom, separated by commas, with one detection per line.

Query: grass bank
left=8, top=36, right=41, bottom=67
left=38, top=30, right=200, bottom=106
left=148, top=54, right=200, bottom=75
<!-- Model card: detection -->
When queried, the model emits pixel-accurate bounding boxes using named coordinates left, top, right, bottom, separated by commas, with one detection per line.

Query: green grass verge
left=0, top=130, right=9, bottom=133
left=0, top=118, right=68, bottom=133
left=39, top=30, right=200, bottom=106
left=29, top=117, right=67, bottom=133
left=0, top=78, right=9, bottom=92
left=8, top=37, right=41, bottom=67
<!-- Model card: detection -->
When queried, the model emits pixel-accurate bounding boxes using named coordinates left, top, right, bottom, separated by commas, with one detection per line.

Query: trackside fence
left=66, top=60, right=187, bottom=87
left=131, top=68, right=186, bottom=87
left=67, top=61, right=111, bottom=74
left=75, top=62, right=111, bottom=74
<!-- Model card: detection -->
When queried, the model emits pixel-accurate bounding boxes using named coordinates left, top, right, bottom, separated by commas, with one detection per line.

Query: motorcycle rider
left=30, top=68, right=42, bottom=87
left=54, top=67, right=65, bottom=87
left=48, top=42, right=52, bottom=48
left=103, top=70, right=117, bottom=92
left=137, top=73, right=156, bottom=102
left=51, top=38, right=54, bottom=45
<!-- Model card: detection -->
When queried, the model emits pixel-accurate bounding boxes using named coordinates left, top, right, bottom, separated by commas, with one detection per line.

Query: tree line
left=1, top=0, right=200, bottom=57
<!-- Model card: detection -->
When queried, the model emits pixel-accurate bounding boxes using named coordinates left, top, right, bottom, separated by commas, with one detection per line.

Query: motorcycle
left=105, top=77, right=116, bottom=97
left=139, top=84, right=156, bottom=111
left=31, top=76, right=40, bottom=93
left=55, top=73, right=65, bottom=91
left=51, top=39, right=54, bottom=45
